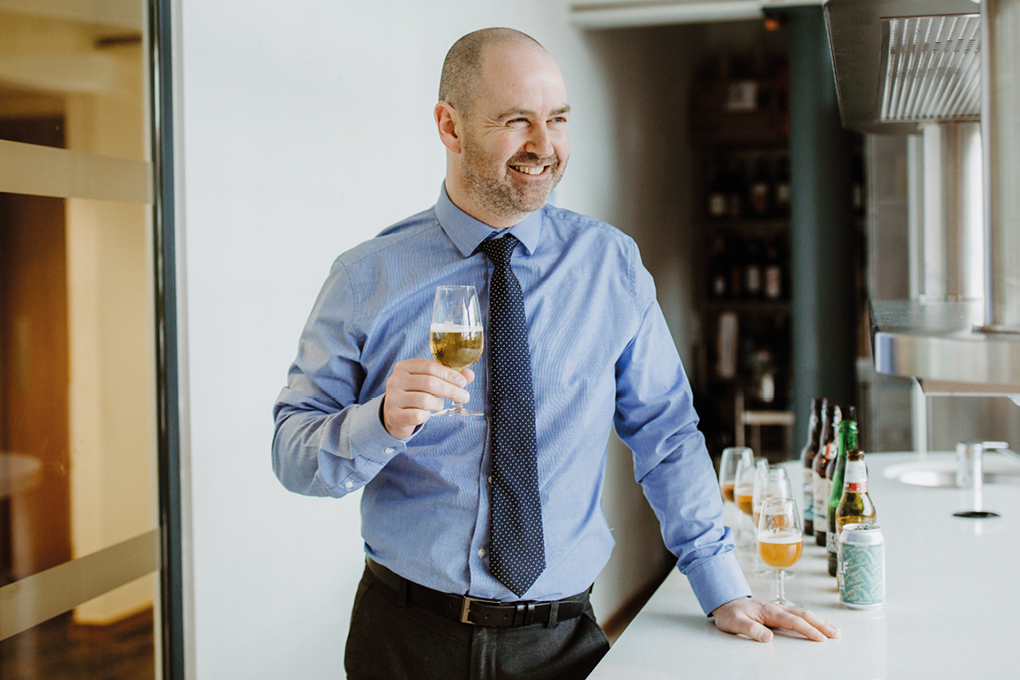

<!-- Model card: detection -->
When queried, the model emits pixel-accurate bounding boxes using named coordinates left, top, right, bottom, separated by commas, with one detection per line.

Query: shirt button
left=478, top=548, right=486, bottom=558
left=384, top=447, right=394, bottom=454
left=344, top=481, right=354, bottom=489
left=487, top=476, right=493, bottom=484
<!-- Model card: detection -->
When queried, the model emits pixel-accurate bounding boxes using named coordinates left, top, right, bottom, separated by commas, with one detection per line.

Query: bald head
left=439, top=28, right=545, bottom=117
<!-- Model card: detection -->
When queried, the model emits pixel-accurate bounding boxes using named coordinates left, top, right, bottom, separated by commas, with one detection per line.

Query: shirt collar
left=435, top=182, right=543, bottom=257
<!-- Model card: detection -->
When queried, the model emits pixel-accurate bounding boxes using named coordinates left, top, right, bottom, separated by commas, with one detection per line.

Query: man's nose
left=526, top=123, right=554, bottom=158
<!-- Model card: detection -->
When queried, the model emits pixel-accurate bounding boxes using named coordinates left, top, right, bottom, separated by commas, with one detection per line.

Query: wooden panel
left=0, top=116, right=71, bottom=580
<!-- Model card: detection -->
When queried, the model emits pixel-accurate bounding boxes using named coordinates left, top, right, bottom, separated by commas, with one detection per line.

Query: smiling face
left=438, top=41, right=570, bottom=228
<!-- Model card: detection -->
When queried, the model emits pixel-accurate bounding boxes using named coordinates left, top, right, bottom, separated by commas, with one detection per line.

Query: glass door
left=0, top=1, right=178, bottom=677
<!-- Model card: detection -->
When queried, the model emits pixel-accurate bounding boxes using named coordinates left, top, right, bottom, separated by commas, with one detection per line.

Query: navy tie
left=478, top=234, right=546, bottom=597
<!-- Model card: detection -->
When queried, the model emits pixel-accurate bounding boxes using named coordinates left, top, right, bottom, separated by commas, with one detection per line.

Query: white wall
left=176, top=3, right=701, bottom=677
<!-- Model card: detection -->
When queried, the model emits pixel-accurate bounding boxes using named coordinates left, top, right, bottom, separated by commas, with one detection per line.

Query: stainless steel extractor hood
left=825, top=0, right=982, bottom=134
left=824, top=0, right=1020, bottom=393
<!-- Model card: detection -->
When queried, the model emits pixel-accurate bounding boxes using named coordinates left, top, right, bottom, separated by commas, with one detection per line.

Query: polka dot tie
left=478, top=234, right=546, bottom=597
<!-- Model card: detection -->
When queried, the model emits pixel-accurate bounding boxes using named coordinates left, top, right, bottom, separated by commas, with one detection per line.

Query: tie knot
left=478, top=234, right=519, bottom=266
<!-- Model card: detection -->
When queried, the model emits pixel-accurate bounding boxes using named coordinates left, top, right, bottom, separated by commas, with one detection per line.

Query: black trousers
left=344, top=566, right=610, bottom=680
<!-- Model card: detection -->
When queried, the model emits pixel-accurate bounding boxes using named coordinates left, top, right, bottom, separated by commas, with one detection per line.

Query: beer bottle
left=827, top=409, right=857, bottom=576
left=836, top=448, right=877, bottom=537
left=800, top=397, right=825, bottom=536
left=812, top=403, right=840, bottom=547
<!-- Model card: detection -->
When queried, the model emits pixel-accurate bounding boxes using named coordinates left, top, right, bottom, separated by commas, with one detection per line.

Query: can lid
left=840, top=523, right=883, bottom=545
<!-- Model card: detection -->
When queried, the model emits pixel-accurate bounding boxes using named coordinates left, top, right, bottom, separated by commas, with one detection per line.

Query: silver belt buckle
left=460, top=595, right=498, bottom=625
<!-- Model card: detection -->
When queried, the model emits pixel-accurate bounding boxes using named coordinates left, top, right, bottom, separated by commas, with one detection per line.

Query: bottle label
left=813, top=470, right=828, bottom=532
left=827, top=522, right=837, bottom=555
left=776, top=183, right=791, bottom=205
left=845, top=459, right=867, bottom=484
left=765, top=266, right=781, bottom=299
left=712, top=275, right=727, bottom=297
left=802, top=467, right=814, bottom=520
left=709, top=193, right=727, bottom=217
left=746, top=265, right=761, bottom=294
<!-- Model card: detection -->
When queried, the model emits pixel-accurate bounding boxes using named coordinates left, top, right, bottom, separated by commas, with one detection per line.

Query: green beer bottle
left=827, top=408, right=857, bottom=576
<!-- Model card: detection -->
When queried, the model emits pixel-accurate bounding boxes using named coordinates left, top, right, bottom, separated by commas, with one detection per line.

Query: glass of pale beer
left=733, top=456, right=766, bottom=548
left=719, top=447, right=753, bottom=515
left=757, top=497, right=803, bottom=606
left=752, top=466, right=794, bottom=577
left=430, top=285, right=484, bottom=417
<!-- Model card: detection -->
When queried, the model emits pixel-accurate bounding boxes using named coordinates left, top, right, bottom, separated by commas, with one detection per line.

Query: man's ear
left=435, top=102, right=462, bottom=154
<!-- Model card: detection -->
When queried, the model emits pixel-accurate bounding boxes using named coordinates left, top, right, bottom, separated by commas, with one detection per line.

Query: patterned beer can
left=838, top=524, right=885, bottom=609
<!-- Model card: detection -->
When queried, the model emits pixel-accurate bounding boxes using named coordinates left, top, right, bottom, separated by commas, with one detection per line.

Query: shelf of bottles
left=691, top=53, right=793, bottom=459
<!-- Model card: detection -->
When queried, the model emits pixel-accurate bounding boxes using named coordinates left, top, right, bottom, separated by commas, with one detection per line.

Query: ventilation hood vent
left=880, top=14, right=981, bottom=122
left=824, top=0, right=981, bottom=133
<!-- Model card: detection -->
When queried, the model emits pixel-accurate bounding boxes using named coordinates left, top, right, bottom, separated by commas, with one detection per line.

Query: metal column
left=786, top=6, right=857, bottom=449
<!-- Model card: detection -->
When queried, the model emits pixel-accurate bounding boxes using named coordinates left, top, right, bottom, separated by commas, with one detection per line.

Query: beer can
left=838, top=523, right=884, bottom=609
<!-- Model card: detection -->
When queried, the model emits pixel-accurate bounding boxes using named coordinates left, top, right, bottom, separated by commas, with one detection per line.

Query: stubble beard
left=460, top=138, right=567, bottom=222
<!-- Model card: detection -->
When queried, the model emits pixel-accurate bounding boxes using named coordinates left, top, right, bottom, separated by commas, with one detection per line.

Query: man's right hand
left=382, top=359, right=475, bottom=439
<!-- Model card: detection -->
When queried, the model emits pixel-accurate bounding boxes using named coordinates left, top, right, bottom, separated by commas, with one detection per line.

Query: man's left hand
left=710, top=598, right=840, bottom=642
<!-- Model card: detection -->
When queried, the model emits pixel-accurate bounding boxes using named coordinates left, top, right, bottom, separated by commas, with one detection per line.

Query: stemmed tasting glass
left=753, top=466, right=792, bottom=534
left=752, top=466, right=793, bottom=577
left=430, top=285, right=484, bottom=417
left=757, top=497, right=804, bottom=607
left=719, top=447, right=754, bottom=532
left=733, top=457, right=767, bottom=549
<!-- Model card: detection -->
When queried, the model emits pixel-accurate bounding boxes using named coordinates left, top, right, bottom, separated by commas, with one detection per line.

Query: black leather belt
left=366, top=558, right=589, bottom=628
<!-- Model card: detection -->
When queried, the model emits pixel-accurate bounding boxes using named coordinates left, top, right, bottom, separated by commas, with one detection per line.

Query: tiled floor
left=0, top=611, right=154, bottom=680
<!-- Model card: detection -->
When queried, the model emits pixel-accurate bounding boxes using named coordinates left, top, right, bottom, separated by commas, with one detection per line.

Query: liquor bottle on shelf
left=726, top=236, right=743, bottom=299
left=764, top=239, right=783, bottom=300
left=707, top=163, right=729, bottom=220
left=813, top=402, right=840, bottom=547
left=801, top=397, right=826, bottom=537
left=715, top=311, right=739, bottom=379
left=709, top=234, right=728, bottom=298
left=773, top=156, right=791, bottom=218
left=827, top=408, right=857, bottom=576
left=727, top=160, right=747, bottom=220
left=749, top=347, right=776, bottom=405
left=743, top=238, right=763, bottom=299
left=748, top=157, right=772, bottom=217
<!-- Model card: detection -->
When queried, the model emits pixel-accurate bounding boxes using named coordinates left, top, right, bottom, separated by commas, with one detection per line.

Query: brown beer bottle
left=836, top=448, right=877, bottom=535
left=813, top=403, right=840, bottom=547
left=800, top=397, right=825, bottom=536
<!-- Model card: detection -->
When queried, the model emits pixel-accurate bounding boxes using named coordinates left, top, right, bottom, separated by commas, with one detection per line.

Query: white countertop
left=591, top=452, right=1020, bottom=680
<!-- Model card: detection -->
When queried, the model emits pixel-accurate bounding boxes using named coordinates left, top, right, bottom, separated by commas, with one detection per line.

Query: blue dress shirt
left=272, top=184, right=751, bottom=613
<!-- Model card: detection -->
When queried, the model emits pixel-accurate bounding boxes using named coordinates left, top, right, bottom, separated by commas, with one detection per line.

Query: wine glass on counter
left=429, top=285, right=484, bottom=417
left=753, top=466, right=792, bottom=530
left=752, top=466, right=794, bottom=577
left=757, top=497, right=804, bottom=607
left=719, top=447, right=753, bottom=531
left=734, top=456, right=767, bottom=549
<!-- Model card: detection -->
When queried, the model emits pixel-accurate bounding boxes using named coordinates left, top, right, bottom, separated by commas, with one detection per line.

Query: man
left=273, top=27, right=838, bottom=680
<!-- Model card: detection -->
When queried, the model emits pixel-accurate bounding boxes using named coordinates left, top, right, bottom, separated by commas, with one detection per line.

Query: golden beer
left=430, top=325, right=483, bottom=370
left=721, top=482, right=735, bottom=503
left=758, top=531, right=803, bottom=569
left=736, top=487, right=754, bottom=516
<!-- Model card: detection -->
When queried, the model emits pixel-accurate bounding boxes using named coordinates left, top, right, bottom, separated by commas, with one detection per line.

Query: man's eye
left=551, top=117, right=568, bottom=124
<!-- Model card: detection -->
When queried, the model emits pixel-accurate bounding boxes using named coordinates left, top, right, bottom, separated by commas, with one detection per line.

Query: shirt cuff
left=683, top=550, right=753, bottom=616
left=340, top=394, right=413, bottom=464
